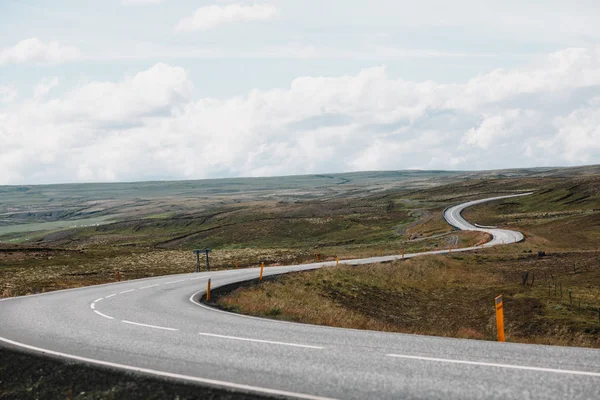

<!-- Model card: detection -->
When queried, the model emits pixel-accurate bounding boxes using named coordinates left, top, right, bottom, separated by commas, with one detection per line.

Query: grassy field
left=1, top=165, right=599, bottom=348
left=214, top=167, right=600, bottom=348
left=215, top=249, right=600, bottom=348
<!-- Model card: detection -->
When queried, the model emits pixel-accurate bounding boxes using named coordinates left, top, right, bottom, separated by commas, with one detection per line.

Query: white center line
left=94, top=298, right=103, bottom=303
left=105, top=294, right=116, bottom=298
left=139, top=284, right=159, bottom=290
left=122, top=320, right=179, bottom=331
left=386, top=354, right=600, bottom=377
left=165, top=280, right=186, bottom=285
left=198, top=332, right=323, bottom=349
left=189, top=277, right=203, bottom=281
left=94, top=310, right=114, bottom=320
left=90, top=303, right=95, bottom=310
left=120, top=289, right=136, bottom=294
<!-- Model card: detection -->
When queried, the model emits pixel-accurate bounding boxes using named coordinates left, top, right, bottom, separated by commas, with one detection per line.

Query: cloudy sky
left=1, top=0, right=600, bottom=184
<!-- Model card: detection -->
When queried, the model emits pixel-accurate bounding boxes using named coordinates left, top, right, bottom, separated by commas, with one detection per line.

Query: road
left=1, top=193, right=599, bottom=399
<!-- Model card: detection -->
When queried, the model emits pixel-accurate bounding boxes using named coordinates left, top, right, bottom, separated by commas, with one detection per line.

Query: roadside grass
left=216, top=249, right=600, bottom=348
left=0, top=229, right=485, bottom=298
left=0, top=247, right=315, bottom=297
left=214, top=173, right=600, bottom=348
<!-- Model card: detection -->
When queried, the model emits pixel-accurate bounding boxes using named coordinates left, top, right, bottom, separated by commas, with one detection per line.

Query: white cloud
left=175, top=4, right=276, bottom=32
left=0, top=85, right=18, bottom=104
left=550, top=100, right=600, bottom=164
left=0, top=38, right=79, bottom=65
left=40, top=63, right=191, bottom=123
left=33, top=77, right=60, bottom=100
left=2, top=47, right=600, bottom=184
left=122, top=0, right=164, bottom=5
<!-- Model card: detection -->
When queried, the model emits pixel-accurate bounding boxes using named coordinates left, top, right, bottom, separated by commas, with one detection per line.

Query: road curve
left=1, top=193, right=599, bottom=400
left=443, top=193, right=533, bottom=247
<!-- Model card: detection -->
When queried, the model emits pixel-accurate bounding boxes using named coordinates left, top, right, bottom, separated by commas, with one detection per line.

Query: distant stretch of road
left=1, top=193, right=599, bottom=400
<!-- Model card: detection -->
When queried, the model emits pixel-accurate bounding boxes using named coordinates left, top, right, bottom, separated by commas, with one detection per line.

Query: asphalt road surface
left=1, top=193, right=599, bottom=399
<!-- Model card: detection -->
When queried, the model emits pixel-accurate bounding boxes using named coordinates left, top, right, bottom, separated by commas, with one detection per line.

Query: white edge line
left=90, top=303, right=95, bottom=310
left=105, top=294, right=116, bottom=298
left=121, top=320, right=179, bottom=332
left=120, top=289, right=135, bottom=294
left=0, top=337, right=336, bottom=400
left=189, top=290, right=306, bottom=328
left=198, top=332, right=323, bottom=349
left=139, top=284, right=160, bottom=290
left=94, top=310, right=114, bottom=320
left=386, top=354, right=600, bottom=377
left=165, top=280, right=186, bottom=285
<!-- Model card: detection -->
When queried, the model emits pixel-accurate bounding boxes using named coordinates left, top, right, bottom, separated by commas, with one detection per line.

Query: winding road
left=1, top=193, right=599, bottom=399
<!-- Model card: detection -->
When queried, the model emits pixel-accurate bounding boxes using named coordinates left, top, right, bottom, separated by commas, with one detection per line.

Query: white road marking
left=165, top=280, right=186, bottom=285
left=94, top=298, right=103, bottom=303
left=0, top=337, right=334, bottom=400
left=122, top=320, right=179, bottom=331
left=90, top=303, right=95, bottom=310
left=189, top=277, right=203, bottom=280
left=105, top=294, right=116, bottom=298
left=386, top=354, right=600, bottom=377
left=120, top=289, right=136, bottom=294
left=139, top=284, right=160, bottom=290
left=94, top=310, right=114, bottom=320
left=198, top=332, right=323, bottom=349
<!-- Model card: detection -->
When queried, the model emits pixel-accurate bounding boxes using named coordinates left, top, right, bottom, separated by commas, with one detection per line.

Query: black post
left=196, top=251, right=200, bottom=273
left=205, top=250, right=210, bottom=272
left=569, top=290, right=572, bottom=307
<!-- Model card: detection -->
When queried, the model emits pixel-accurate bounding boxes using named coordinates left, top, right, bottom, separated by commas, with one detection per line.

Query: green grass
left=0, top=215, right=116, bottom=236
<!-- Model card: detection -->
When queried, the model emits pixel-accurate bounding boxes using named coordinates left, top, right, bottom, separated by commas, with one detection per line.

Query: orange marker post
left=235, top=260, right=239, bottom=269
left=379, top=249, right=382, bottom=257
left=495, top=294, right=505, bottom=342
left=424, top=246, right=427, bottom=252
left=206, top=278, right=211, bottom=302
left=259, top=262, right=265, bottom=281
left=315, top=253, right=319, bottom=262
left=336, top=256, right=339, bottom=266
left=402, top=249, right=405, bottom=259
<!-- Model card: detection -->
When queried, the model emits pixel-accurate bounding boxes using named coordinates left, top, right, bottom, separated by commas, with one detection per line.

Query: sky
left=1, top=0, right=600, bottom=185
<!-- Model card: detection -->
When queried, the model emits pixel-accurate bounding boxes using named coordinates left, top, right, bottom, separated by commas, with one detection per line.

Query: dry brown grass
left=406, top=211, right=453, bottom=238
left=0, top=247, right=313, bottom=297
left=0, top=230, right=487, bottom=298
left=217, top=249, right=600, bottom=348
